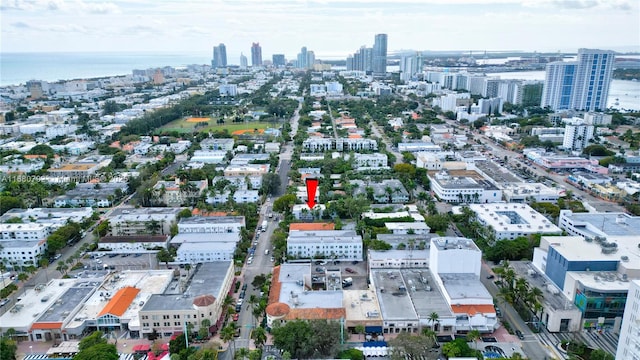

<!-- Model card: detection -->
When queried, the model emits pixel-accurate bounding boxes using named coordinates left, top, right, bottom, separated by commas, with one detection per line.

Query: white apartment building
left=583, top=112, right=612, bottom=126
left=287, top=230, right=363, bottom=261
left=206, top=190, right=260, bottom=205
left=177, top=216, right=245, bottom=234
left=397, top=142, right=441, bottom=153
left=353, top=153, right=388, bottom=169
left=98, top=235, right=169, bottom=252
left=501, top=183, right=562, bottom=203
left=200, top=138, right=234, bottom=152
left=429, top=170, right=502, bottom=204
left=563, top=123, right=594, bottom=151
left=109, top=208, right=183, bottom=236
left=617, top=280, right=640, bottom=360
left=302, top=138, right=378, bottom=152
left=415, top=152, right=444, bottom=170
left=176, top=241, right=235, bottom=263
left=212, top=176, right=262, bottom=190
left=0, top=239, right=48, bottom=268
left=190, top=150, right=227, bottom=164
left=223, top=164, right=270, bottom=176
left=0, top=223, right=52, bottom=241
left=459, top=203, right=562, bottom=240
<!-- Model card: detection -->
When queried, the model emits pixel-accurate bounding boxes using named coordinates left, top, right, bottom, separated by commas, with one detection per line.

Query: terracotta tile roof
left=268, top=266, right=282, bottom=304
left=98, top=286, right=140, bottom=317
left=266, top=302, right=291, bottom=317
left=412, top=112, right=420, bottom=120
left=284, top=308, right=346, bottom=321
left=348, top=134, right=362, bottom=139
left=24, top=154, right=48, bottom=159
left=451, top=304, right=495, bottom=316
left=31, top=322, right=62, bottom=330
left=289, top=223, right=335, bottom=231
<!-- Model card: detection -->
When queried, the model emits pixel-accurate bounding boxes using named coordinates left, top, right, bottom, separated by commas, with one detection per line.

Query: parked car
left=0, top=298, right=10, bottom=307
left=345, top=268, right=356, bottom=274
left=270, top=256, right=275, bottom=262
left=515, top=330, right=525, bottom=340
left=315, top=267, right=324, bottom=273
left=241, top=284, right=248, bottom=291
left=233, top=313, right=239, bottom=321
left=487, top=274, right=495, bottom=279
left=234, top=328, right=241, bottom=337
left=239, top=291, right=246, bottom=299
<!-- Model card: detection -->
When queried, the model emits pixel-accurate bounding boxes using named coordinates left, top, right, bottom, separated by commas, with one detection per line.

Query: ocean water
left=1, top=52, right=211, bottom=86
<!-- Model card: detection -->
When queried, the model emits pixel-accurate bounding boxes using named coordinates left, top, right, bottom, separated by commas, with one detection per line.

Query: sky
left=1, top=0, right=639, bottom=61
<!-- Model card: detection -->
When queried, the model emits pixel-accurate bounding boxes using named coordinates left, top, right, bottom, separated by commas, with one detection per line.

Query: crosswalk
left=536, top=329, right=619, bottom=359
left=22, top=353, right=147, bottom=360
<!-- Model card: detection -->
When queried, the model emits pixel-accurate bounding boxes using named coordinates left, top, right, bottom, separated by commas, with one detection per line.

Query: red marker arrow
left=305, top=178, right=319, bottom=209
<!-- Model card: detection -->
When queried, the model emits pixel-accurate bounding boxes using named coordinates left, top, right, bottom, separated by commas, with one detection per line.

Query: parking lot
left=310, top=259, right=369, bottom=290
left=84, top=252, right=159, bottom=271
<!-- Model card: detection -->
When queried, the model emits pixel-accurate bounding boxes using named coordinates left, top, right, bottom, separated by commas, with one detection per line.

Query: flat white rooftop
left=541, top=236, right=640, bottom=270
left=466, top=203, right=562, bottom=235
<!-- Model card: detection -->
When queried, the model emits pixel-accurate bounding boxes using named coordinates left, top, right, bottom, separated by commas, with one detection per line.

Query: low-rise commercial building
left=429, top=170, right=502, bottom=204
left=98, top=235, right=169, bottom=252
left=109, top=207, right=183, bottom=236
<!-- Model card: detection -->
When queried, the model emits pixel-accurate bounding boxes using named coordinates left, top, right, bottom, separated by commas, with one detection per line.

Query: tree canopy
left=271, top=320, right=341, bottom=359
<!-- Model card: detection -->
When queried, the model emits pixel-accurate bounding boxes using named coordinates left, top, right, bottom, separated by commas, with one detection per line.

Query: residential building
left=458, top=203, right=562, bottom=240
left=617, top=280, right=640, bottom=360
left=48, top=155, right=112, bottom=179
left=53, top=182, right=128, bottom=208
left=583, top=112, right=612, bottom=125
left=291, top=204, right=326, bottom=221
left=212, top=175, right=261, bottom=190
left=239, top=53, right=248, bottom=69
left=385, top=222, right=430, bottom=235
left=373, top=34, right=388, bottom=75
left=353, top=153, right=388, bottom=170
left=223, top=164, right=270, bottom=177
left=177, top=216, right=245, bottom=234
left=563, top=123, right=594, bottom=151
left=350, top=179, right=409, bottom=204
left=501, top=183, right=562, bottom=203
left=251, top=43, right=262, bottom=67
left=397, top=142, right=441, bottom=153
left=109, top=208, right=183, bottom=236
left=0, top=207, right=93, bottom=226
left=272, top=54, right=286, bottom=67
left=140, top=261, right=234, bottom=339
left=190, top=150, right=226, bottom=164
left=200, top=138, right=234, bottom=151
left=175, top=241, right=236, bottom=263
left=428, top=170, right=502, bottom=204
left=302, top=138, right=378, bottom=152
left=541, top=49, right=614, bottom=111
left=287, top=230, right=363, bottom=261
left=152, top=179, right=208, bottom=207
left=0, top=238, right=48, bottom=269
left=212, top=43, right=227, bottom=68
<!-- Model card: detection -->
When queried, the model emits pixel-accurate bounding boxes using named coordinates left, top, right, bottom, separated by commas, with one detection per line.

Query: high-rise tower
left=212, top=43, right=227, bottom=68
left=541, top=48, right=614, bottom=111
left=251, top=43, right=263, bottom=67
left=373, top=33, right=388, bottom=75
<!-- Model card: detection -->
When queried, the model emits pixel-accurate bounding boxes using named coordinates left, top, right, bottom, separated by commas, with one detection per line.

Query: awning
left=365, top=326, right=383, bottom=333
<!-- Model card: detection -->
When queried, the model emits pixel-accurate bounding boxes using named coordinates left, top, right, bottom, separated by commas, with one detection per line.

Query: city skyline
left=1, top=0, right=638, bottom=58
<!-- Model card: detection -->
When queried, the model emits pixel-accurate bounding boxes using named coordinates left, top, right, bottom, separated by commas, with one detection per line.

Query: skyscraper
left=400, top=52, right=422, bottom=82
left=541, top=48, right=614, bottom=111
left=251, top=43, right=263, bottom=67
left=212, top=43, right=227, bottom=68
left=373, top=33, right=388, bottom=75
left=272, top=54, right=286, bottom=67
left=239, top=53, right=248, bottom=69
left=297, top=47, right=308, bottom=69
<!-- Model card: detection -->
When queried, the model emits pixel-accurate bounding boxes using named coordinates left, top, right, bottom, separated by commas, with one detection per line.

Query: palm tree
left=422, top=328, right=436, bottom=347
left=466, top=329, right=481, bottom=351
left=235, top=347, right=249, bottom=360
left=221, top=323, right=237, bottom=355
left=251, top=326, right=267, bottom=348
left=428, top=312, right=439, bottom=332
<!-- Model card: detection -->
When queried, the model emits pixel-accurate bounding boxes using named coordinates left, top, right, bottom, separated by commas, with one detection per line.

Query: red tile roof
left=31, top=322, right=62, bottom=330
left=284, top=308, right=346, bottom=321
left=289, top=223, right=335, bottom=231
left=451, top=304, right=495, bottom=316
left=98, top=287, right=140, bottom=317
left=268, top=266, right=282, bottom=304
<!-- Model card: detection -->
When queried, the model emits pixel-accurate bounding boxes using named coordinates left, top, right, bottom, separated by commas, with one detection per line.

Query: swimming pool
left=483, top=345, right=506, bottom=359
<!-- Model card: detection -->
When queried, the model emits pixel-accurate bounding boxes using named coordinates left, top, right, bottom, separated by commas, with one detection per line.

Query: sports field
left=159, top=117, right=272, bottom=134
